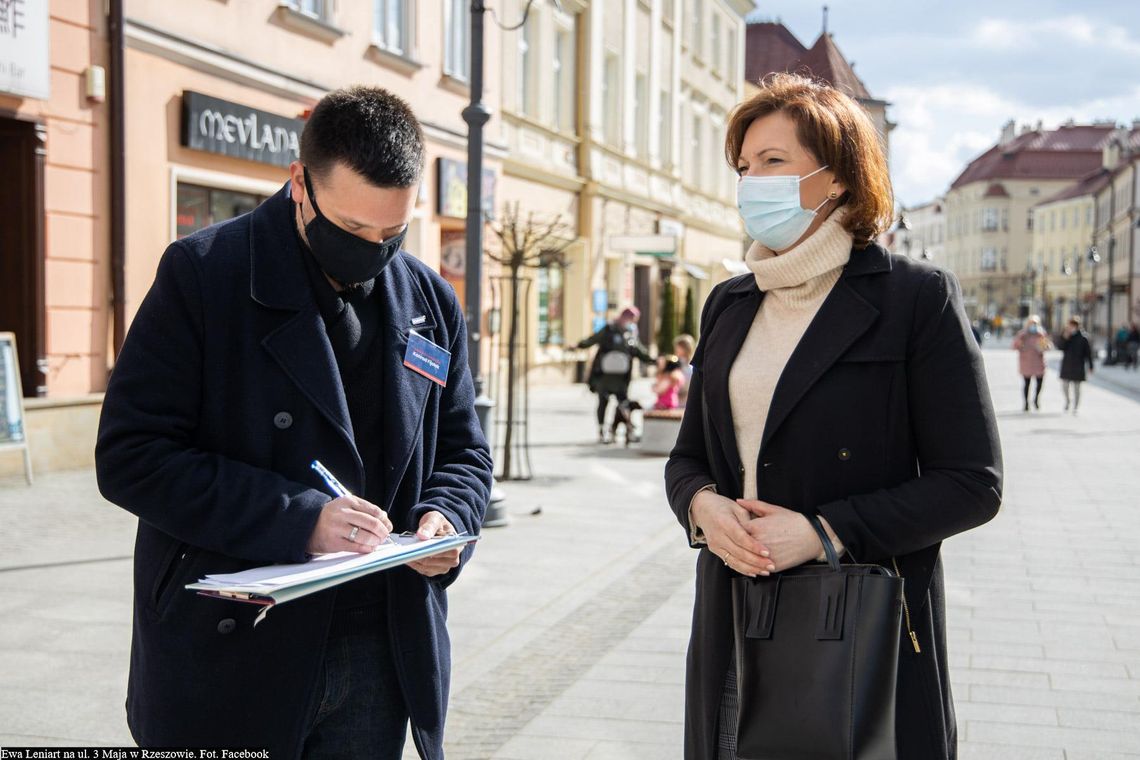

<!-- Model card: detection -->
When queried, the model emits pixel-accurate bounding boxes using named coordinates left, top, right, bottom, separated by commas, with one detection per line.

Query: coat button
left=217, top=618, right=236, bottom=635
left=838, top=448, right=852, bottom=461
left=273, top=412, right=293, bottom=430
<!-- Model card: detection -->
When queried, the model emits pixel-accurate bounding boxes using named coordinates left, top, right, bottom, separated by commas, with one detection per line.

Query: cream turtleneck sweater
left=731, top=208, right=853, bottom=502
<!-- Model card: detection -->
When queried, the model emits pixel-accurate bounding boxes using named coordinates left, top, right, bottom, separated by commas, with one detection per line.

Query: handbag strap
left=806, top=514, right=841, bottom=571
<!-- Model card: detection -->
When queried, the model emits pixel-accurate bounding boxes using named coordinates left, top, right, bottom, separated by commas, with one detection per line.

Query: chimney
left=999, top=119, right=1016, bottom=145
left=1103, top=136, right=1121, bottom=171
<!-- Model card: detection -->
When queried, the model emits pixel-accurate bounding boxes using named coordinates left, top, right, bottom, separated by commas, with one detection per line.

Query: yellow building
left=1089, top=129, right=1140, bottom=351
left=1030, top=172, right=1105, bottom=331
left=943, top=121, right=1114, bottom=323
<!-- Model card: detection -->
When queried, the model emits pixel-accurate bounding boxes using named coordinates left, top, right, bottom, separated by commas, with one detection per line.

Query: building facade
left=942, top=121, right=1114, bottom=323
left=2, top=0, right=755, bottom=474
left=494, top=0, right=751, bottom=382
left=1, top=0, right=111, bottom=475
left=743, top=17, right=894, bottom=155
left=1030, top=172, right=1105, bottom=331
left=1088, top=128, right=1140, bottom=353
left=891, top=198, right=945, bottom=264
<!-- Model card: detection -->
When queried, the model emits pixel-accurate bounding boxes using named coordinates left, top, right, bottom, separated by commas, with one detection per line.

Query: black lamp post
left=1104, top=236, right=1116, bottom=364
left=463, top=0, right=559, bottom=527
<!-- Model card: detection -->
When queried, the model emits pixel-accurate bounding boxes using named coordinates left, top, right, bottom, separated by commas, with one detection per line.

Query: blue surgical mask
left=737, top=165, right=832, bottom=250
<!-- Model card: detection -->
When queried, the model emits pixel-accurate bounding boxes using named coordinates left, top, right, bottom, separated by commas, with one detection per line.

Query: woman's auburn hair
left=725, top=72, right=894, bottom=248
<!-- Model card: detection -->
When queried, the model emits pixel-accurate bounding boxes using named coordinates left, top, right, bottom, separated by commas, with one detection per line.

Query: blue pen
left=311, top=460, right=395, bottom=546
left=311, top=459, right=350, bottom=497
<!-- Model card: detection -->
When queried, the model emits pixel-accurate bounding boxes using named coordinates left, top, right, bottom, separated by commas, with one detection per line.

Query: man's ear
left=289, top=161, right=306, bottom=205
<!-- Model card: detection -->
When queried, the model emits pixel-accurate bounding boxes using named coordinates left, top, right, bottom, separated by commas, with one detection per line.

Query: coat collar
left=704, top=241, right=887, bottom=472
left=250, top=183, right=437, bottom=505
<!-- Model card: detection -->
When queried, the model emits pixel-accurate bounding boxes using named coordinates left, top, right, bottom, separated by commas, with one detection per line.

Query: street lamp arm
left=484, top=0, right=561, bottom=32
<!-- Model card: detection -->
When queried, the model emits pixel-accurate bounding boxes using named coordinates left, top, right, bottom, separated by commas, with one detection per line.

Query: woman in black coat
left=665, top=73, right=1002, bottom=760
left=1058, top=316, right=1095, bottom=413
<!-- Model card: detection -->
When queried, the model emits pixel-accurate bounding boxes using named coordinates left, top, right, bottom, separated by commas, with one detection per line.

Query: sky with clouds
left=749, top=1, right=1140, bottom=207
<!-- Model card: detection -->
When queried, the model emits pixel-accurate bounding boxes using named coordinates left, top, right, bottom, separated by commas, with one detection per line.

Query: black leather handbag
left=731, top=515, right=903, bottom=760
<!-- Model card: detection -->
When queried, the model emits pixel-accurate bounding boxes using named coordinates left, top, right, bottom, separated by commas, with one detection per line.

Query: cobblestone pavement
left=1, top=347, right=1139, bottom=759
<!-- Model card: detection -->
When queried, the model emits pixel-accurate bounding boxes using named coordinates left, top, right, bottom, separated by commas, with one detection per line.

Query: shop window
left=536, top=263, right=564, bottom=346
left=176, top=183, right=267, bottom=239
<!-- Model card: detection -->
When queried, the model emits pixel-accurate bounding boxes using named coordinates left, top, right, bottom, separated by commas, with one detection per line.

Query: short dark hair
left=300, top=86, right=424, bottom=188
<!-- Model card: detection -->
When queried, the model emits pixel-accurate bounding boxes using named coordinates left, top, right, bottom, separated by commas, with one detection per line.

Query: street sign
left=0, top=332, right=33, bottom=484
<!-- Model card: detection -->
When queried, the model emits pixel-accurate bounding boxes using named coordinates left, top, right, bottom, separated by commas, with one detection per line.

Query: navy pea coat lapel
left=759, top=247, right=888, bottom=454
left=249, top=185, right=363, bottom=486
left=377, top=254, right=437, bottom=512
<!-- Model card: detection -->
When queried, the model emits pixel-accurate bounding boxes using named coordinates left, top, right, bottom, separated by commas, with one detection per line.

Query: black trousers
left=596, top=389, right=628, bottom=425
left=1022, top=375, right=1043, bottom=407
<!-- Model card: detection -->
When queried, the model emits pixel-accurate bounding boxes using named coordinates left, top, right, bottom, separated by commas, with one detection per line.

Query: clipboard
left=187, top=533, right=479, bottom=625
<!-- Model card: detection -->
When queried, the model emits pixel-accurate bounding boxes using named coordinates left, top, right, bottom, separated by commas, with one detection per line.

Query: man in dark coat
left=576, top=306, right=654, bottom=442
left=666, top=248, right=1002, bottom=760
left=95, top=87, right=492, bottom=759
left=1058, top=316, right=1094, bottom=413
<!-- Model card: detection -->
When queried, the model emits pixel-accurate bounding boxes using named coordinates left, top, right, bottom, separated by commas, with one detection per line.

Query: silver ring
left=348, top=526, right=359, bottom=542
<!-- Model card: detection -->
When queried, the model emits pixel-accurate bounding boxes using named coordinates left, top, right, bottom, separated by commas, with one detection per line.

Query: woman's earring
left=828, top=191, right=839, bottom=199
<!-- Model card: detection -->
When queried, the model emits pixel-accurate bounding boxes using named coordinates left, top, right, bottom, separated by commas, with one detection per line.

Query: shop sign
left=181, top=91, right=304, bottom=168
left=437, top=157, right=497, bottom=220
left=0, top=0, right=50, bottom=99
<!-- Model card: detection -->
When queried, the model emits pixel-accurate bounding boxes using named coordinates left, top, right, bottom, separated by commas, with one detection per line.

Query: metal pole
left=1105, top=237, right=1115, bottom=363
left=464, top=2, right=508, bottom=527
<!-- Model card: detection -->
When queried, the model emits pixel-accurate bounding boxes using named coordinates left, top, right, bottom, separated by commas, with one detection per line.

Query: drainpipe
left=109, top=0, right=126, bottom=358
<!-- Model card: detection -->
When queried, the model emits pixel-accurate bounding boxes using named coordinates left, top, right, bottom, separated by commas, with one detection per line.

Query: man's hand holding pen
left=306, top=495, right=394, bottom=554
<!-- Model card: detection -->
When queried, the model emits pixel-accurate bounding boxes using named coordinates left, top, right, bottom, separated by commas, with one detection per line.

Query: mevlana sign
left=181, top=91, right=305, bottom=168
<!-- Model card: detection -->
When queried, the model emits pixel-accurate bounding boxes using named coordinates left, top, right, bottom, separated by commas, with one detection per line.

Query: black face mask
left=302, top=167, right=408, bottom=286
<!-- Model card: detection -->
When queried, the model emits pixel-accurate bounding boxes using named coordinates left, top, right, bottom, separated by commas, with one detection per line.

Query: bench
left=640, top=407, right=685, bottom=455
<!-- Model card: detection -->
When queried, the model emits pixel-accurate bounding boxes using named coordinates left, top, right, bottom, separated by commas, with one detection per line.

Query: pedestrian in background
left=577, top=306, right=654, bottom=443
left=1012, top=314, right=1053, bottom=411
left=653, top=354, right=686, bottom=410
left=95, top=87, right=492, bottom=759
left=674, top=333, right=696, bottom=407
left=1058, top=316, right=1094, bottom=414
left=664, top=72, right=1001, bottom=760
left=1125, top=323, right=1140, bottom=369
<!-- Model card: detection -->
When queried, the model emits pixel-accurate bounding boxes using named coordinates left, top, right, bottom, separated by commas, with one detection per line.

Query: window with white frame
left=690, top=111, right=703, bottom=189
left=659, top=90, right=672, bottom=167
left=519, top=13, right=536, bottom=116
left=981, top=247, right=997, bottom=272
left=711, top=14, right=721, bottom=75
left=444, top=0, right=469, bottom=80
left=634, top=73, right=649, bottom=158
left=982, top=207, right=999, bottom=231
left=292, top=0, right=328, bottom=20
left=553, top=22, right=576, bottom=133
left=603, top=53, right=621, bottom=145
left=374, top=0, right=413, bottom=56
left=691, top=0, right=703, bottom=58
left=726, top=23, right=736, bottom=80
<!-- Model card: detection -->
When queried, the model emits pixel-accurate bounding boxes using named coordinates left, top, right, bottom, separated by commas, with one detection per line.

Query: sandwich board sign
left=0, top=332, right=33, bottom=484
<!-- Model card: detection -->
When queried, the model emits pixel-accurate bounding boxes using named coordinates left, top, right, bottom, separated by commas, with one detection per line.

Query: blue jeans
left=302, top=604, right=408, bottom=759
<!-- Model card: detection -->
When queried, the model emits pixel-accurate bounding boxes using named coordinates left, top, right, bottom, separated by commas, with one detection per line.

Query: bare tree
left=487, top=202, right=574, bottom=479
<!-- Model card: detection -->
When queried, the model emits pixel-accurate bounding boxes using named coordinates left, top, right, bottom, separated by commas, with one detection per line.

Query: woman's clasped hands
left=691, top=490, right=832, bottom=576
